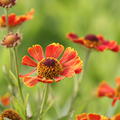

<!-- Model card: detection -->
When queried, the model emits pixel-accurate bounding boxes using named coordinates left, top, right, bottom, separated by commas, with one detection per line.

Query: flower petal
left=112, top=114, right=120, bottom=120
left=76, top=113, right=87, bottom=120
left=22, top=56, right=37, bottom=67
left=28, top=45, right=44, bottom=61
left=60, top=47, right=77, bottom=64
left=67, top=33, right=79, bottom=40
left=88, top=114, right=101, bottom=120
left=112, top=97, right=119, bottom=106
left=23, top=76, right=40, bottom=87
left=46, top=43, right=64, bottom=58
left=19, top=69, right=36, bottom=78
left=0, top=93, right=10, bottom=106
left=97, top=82, right=115, bottom=98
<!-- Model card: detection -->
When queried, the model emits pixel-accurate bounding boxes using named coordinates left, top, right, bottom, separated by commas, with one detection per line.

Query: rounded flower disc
left=0, top=0, right=16, bottom=8
left=20, top=43, right=83, bottom=87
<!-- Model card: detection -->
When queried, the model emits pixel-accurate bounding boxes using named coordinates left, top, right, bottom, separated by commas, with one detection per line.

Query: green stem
left=13, top=47, right=24, bottom=103
left=106, top=102, right=118, bottom=118
left=38, top=84, right=49, bottom=120
left=68, top=49, right=92, bottom=119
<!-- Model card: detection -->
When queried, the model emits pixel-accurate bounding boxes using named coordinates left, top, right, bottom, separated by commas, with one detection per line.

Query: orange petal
left=46, top=43, right=64, bottom=58
left=67, top=32, right=79, bottom=40
left=115, top=77, right=120, bottom=86
left=112, top=97, right=119, bottom=106
left=0, top=93, right=10, bottom=106
left=28, top=45, right=44, bottom=61
left=23, top=76, right=40, bottom=87
left=88, top=114, right=101, bottom=120
left=60, top=47, right=77, bottom=64
left=19, top=69, right=36, bottom=78
left=8, top=14, right=16, bottom=26
left=97, top=82, right=115, bottom=98
left=112, top=114, right=120, bottom=120
left=22, top=56, right=37, bottom=67
left=76, top=113, right=87, bottom=120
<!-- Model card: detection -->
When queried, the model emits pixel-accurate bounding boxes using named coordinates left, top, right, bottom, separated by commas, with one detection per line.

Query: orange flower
left=20, top=43, right=83, bottom=87
left=0, top=93, right=10, bottom=106
left=67, top=33, right=120, bottom=52
left=97, top=77, right=120, bottom=106
left=1, top=32, right=21, bottom=48
left=76, top=113, right=120, bottom=120
left=0, top=9, right=34, bottom=28
left=0, top=0, right=16, bottom=8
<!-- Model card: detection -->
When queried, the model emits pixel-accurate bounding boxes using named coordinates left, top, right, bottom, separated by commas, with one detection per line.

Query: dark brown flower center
left=37, top=57, right=62, bottom=79
left=85, top=34, right=99, bottom=42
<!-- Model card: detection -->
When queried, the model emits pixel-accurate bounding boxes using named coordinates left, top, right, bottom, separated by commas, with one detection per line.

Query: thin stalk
left=5, top=8, right=9, bottom=33
left=38, top=84, right=49, bottom=120
left=68, top=49, right=92, bottom=119
left=13, top=47, right=24, bottom=103
left=106, top=102, right=118, bottom=118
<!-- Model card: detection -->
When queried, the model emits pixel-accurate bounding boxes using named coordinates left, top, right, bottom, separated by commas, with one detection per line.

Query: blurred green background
left=0, top=0, right=120, bottom=119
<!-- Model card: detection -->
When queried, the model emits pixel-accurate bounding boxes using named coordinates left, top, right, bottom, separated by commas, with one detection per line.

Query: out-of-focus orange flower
left=97, top=77, right=120, bottom=106
left=0, top=93, right=10, bottom=106
left=20, top=43, right=83, bottom=87
left=0, top=0, right=16, bottom=8
left=1, top=32, right=21, bottom=48
left=67, top=33, right=120, bottom=52
left=0, top=9, right=34, bottom=28
left=76, top=113, right=120, bottom=120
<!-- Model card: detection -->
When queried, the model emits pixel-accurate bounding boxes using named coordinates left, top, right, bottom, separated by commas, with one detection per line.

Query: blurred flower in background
left=0, top=9, right=34, bottom=28
left=67, top=33, right=120, bottom=52
left=0, top=93, right=10, bottom=106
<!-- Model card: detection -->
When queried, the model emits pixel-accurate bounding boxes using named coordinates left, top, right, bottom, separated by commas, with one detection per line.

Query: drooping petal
left=67, top=33, right=79, bottom=40
left=14, top=9, right=35, bottom=26
left=97, top=82, right=115, bottom=98
left=60, top=47, right=77, bottom=64
left=23, top=76, right=40, bottom=87
left=22, top=56, right=37, bottom=67
left=112, top=97, right=119, bottom=106
left=28, top=45, right=44, bottom=61
left=88, top=114, right=101, bottom=120
left=19, top=69, right=36, bottom=78
left=46, top=43, right=64, bottom=58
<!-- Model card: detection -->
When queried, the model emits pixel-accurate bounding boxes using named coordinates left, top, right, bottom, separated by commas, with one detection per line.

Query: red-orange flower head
left=0, top=9, right=34, bottom=28
left=0, top=93, right=10, bottom=106
left=1, top=32, right=21, bottom=48
left=0, top=0, right=16, bottom=8
left=1, top=109, right=22, bottom=120
left=97, top=77, right=120, bottom=106
left=20, top=43, right=83, bottom=87
left=67, top=33, right=120, bottom=52
left=76, top=113, right=120, bottom=120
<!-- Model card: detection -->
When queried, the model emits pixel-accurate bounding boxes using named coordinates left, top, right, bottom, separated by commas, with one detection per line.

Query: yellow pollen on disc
left=37, top=57, right=63, bottom=79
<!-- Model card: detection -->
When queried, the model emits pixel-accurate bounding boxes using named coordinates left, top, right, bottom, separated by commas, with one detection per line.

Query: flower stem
left=13, top=47, right=24, bottom=103
left=68, top=49, right=92, bottom=119
left=106, top=102, right=118, bottom=118
left=39, top=84, right=49, bottom=120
